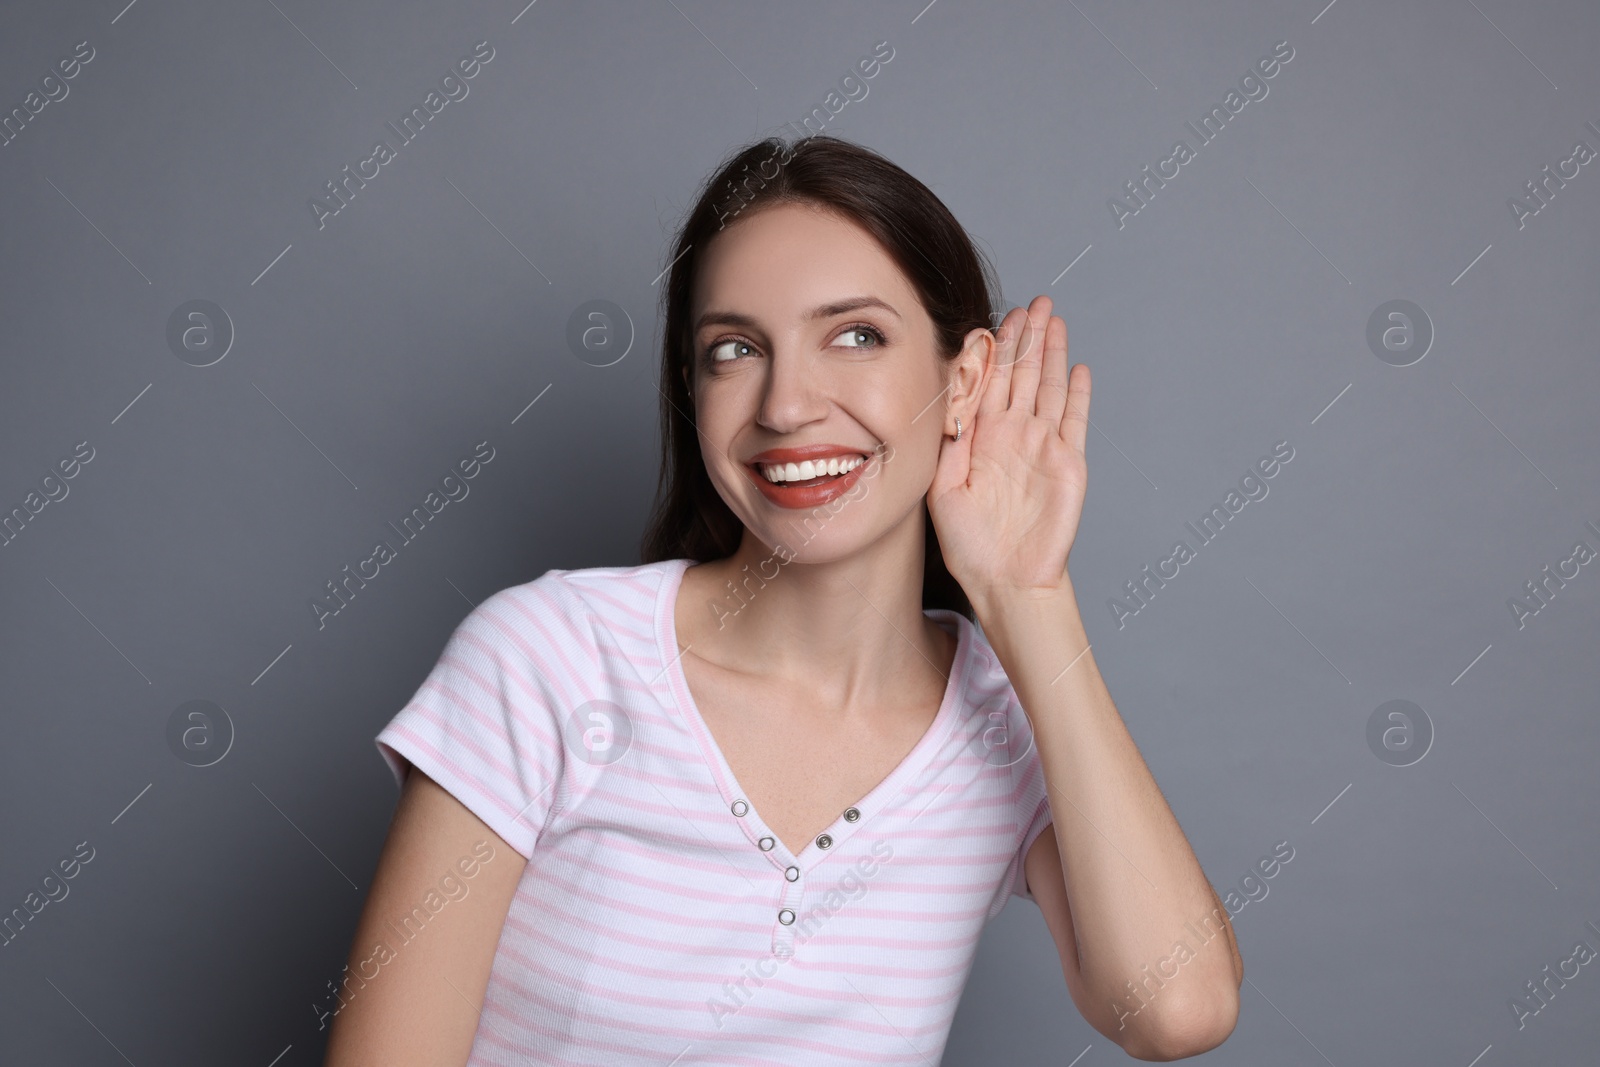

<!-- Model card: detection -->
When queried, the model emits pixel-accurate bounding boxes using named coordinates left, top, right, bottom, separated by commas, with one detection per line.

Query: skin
left=325, top=198, right=1243, bottom=1065
left=322, top=770, right=527, bottom=1065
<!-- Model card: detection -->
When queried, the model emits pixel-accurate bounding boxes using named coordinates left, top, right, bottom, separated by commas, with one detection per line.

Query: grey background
left=2, top=0, right=1596, bottom=1063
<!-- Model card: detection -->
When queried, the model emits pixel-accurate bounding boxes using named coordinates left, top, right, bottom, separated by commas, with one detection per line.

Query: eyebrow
left=694, top=296, right=902, bottom=333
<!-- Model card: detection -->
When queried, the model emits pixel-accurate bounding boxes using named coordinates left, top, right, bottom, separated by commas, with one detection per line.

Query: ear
left=946, top=327, right=994, bottom=431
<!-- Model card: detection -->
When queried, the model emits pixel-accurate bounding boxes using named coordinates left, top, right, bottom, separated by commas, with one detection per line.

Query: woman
left=324, top=135, right=1242, bottom=1065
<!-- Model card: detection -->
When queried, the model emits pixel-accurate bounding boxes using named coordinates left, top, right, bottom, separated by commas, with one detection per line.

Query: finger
left=1035, top=314, right=1070, bottom=424
left=1061, top=361, right=1091, bottom=456
left=980, top=305, right=1027, bottom=417
left=1007, top=295, right=1052, bottom=414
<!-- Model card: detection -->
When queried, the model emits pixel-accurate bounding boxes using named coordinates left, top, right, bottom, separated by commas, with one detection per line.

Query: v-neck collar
left=654, top=557, right=972, bottom=872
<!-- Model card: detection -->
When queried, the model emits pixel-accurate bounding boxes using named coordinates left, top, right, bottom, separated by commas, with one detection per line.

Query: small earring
left=952, top=416, right=962, bottom=442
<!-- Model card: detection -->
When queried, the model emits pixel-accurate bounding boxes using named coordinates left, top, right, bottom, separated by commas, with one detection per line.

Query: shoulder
left=463, top=558, right=686, bottom=662
left=950, top=613, right=1018, bottom=716
left=946, top=613, right=1042, bottom=779
left=548, top=558, right=685, bottom=615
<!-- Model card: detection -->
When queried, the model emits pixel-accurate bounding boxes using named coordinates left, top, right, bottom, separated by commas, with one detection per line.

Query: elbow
left=1119, top=986, right=1241, bottom=1062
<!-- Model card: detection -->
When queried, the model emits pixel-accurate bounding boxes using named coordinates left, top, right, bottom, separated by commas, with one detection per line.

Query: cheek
left=692, top=397, right=750, bottom=473
left=701, top=445, right=749, bottom=498
left=877, top=438, right=939, bottom=501
left=853, top=386, right=948, bottom=493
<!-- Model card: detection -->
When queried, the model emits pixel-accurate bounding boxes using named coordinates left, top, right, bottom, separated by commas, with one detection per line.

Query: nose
left=756, top=340, right=829, bottom=434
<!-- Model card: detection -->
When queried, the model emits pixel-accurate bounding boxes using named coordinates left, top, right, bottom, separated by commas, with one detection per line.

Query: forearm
left=973, top=577, right=1241, bottom=1039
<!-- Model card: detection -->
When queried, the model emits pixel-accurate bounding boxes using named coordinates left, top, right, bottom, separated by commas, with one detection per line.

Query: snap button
left=778, top=909, right=795, bottom=925
left=843, top=807, right=860, bottom=822
left=785, top=866, right=800, bottom=882
left=731, top=800, right=748, bottom=817
left=759, top=836, right=775, bottom=851
left=816, top=833, right=833, bottom=850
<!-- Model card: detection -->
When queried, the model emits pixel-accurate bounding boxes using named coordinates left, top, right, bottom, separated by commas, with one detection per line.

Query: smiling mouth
left=754, top=454, right=870, bottom=486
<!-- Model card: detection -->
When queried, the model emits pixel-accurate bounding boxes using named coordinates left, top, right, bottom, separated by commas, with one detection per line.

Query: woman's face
left=685, top=200, right=987, bottom=563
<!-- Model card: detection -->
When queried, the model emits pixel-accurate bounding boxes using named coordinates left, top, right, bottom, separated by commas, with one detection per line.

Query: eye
left=708, top=338, right=755, bottom=364
left=833, top=324, right=886, bottom=349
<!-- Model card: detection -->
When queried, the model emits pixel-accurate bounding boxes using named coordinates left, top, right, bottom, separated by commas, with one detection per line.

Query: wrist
left=968, top=572, right=1081, bottom=629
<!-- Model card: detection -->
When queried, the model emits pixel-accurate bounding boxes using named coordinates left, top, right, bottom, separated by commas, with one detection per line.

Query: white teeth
left=760, top=455, right=865, bottom=483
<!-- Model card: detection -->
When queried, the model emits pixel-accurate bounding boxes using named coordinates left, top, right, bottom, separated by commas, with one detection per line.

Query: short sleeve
left=968, top=620, right=1057, bottom=916
left=1008, top=735, right=1054, bottom=904
left=974, top=646, right=1052, bottom=910
left=375, top=573, right=583, bottom=860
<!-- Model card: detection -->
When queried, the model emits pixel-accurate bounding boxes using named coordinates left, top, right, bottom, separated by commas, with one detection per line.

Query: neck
left=682, top=509, right=954, bottom=710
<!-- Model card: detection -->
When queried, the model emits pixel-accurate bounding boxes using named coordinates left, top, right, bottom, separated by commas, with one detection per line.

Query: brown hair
left=638, top=133, right=1000, bottom=620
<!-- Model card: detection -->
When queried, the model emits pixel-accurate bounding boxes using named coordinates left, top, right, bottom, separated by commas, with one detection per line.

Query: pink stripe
left=473, top=1004, right=934, bottom=1067
left=565, top=576, right=655, bottom=631
left=413, top=644, right=534, bottom=752
left=494, top=586, right=596, bottom=698
left=531, top=848, right=1000, bottom=924
left=502, top=911, right=974, bottom=984
left=376, top=724, right=534, bottom=848
left=480, top=966, right=953, bottom=1049
left=801, top=900, right=992, bottom=925
left=491, top=954, right=960, bottom=1042
left=797, top=928, right=981, bottom=951
left=501, top=944, right=970, bottom=1012
left=570, top=566, right=661, bottom=604
left=526, top=896, right=773, bottom=958
left=546, top=853, right=765, bottom=905
left=589, top=833, right=784, bottom=881
left=478, top=969, right=952, bottom=1058
left=524, top=866, right=773, bottom=933
left=387, top=685, right=552, bottom=806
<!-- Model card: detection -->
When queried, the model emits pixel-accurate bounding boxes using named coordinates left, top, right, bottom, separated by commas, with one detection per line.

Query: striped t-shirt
left=374, top=557, right=1053, bottom=1065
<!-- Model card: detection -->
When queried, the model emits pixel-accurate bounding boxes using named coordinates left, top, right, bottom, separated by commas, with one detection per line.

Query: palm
left=926, top=297, right=1090, bottom=598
